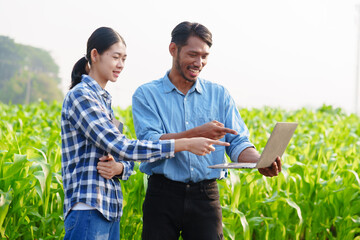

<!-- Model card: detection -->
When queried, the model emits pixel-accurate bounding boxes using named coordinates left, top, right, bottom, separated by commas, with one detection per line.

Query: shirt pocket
left=192, top=106, right=225, bottom=152
left=192, top=106, right=219, bottom=127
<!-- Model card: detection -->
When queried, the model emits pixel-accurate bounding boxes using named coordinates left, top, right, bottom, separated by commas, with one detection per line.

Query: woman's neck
left=89, top=71, right=107, bottom=89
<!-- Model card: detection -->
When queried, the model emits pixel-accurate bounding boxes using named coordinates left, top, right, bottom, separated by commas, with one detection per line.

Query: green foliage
left=0, top=102, right=359, bottom=239
left=220, top=105, right=360, bottom=239
left=0, top=101, right=63, bottom=239
left=0, top=36, right=63, bottom=104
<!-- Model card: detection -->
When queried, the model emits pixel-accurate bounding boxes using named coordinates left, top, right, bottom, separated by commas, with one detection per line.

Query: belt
left=149, top=174, right=216, bottom=187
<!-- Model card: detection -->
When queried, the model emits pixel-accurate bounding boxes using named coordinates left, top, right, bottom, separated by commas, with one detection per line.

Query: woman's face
left=92, top=41, right=127, bottom=87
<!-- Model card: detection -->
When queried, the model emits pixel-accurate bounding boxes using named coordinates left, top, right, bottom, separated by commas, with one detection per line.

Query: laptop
left=208, top=122, right=298, bottom=169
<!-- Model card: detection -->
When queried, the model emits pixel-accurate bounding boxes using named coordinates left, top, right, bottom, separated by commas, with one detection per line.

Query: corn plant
left=1, top=102, right=359, bottom=240
left=218, top=106, right=360, bottom=239
left=0, top=101, right=64, bottom=239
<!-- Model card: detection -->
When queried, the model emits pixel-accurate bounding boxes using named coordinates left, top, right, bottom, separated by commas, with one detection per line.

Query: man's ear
left=90, top=48, right=98, bottom=63
left=169, top=42, right=177, bottom=57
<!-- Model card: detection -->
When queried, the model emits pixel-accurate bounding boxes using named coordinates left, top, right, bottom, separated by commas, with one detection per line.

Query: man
left=132, top=21, right=281, bottom=240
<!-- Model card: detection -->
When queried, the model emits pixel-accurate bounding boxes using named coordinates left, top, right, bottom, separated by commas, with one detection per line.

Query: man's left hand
left=258, top=156, right=281, bottom=177
left=97, top=154, right=124, bottom=179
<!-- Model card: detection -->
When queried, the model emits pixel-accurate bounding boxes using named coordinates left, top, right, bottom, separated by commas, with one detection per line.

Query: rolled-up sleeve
left=224, top=90, right=254, bottom=162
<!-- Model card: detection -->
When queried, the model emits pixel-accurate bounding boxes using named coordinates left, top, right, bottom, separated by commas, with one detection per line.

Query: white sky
left=1, top=0, right=360, bottom=113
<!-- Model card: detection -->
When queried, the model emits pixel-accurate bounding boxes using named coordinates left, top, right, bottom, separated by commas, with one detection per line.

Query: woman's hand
left=175, top=137, right=230, bottom=156
left=97, top=154, right=124, bottom=179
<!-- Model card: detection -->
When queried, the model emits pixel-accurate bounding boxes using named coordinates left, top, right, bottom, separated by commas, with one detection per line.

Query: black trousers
left=142, top=174, right=223, bottom=240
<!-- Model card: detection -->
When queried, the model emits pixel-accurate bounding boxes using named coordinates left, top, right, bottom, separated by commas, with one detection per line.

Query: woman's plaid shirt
left=61, top=75, right=175, bottom=221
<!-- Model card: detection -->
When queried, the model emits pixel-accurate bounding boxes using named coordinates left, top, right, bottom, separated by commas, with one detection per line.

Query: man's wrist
left=116, top=162, right=124, bottom=176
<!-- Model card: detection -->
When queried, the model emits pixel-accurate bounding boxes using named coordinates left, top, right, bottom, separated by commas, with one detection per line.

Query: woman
left=61, top=27, right=228, bottom=240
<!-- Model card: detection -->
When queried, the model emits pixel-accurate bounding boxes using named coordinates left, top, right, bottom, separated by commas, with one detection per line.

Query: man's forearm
left=159, top=128, right=198, bottom=140
left=238, top=147, right=260, bottom=163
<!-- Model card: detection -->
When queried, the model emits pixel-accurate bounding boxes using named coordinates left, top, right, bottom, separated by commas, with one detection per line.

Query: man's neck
left=168, top=69, right=195, bottom=95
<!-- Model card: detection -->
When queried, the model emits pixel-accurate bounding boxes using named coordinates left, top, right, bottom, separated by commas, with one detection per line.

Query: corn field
left=0, top=101, right=359, bottom=239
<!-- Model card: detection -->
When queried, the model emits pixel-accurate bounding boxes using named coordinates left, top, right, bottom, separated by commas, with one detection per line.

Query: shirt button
left=184, top=98, right=187, bottom=101
left=191, top=168, right=194, bottom=171
left=186, top=122, right=189, bottom=125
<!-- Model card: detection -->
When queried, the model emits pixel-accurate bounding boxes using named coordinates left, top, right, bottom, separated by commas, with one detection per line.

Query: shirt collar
left=82, top=74, right=112, bottom=100
left=163, top=71, right=203, bottom=95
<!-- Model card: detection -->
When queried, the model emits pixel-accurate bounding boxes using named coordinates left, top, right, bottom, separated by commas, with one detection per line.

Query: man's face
left=174, top=36, right=210, bottom=83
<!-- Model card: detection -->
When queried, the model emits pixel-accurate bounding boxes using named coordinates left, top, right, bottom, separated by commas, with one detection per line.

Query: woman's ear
left=90, top=48, right=98, bottom=63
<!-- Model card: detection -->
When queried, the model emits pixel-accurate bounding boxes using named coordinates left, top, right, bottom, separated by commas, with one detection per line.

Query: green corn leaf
left=284, top=197, right=303, bottom=225
left=0, top=154, right=28, bottom=180
left=0, top=189, right=13, bottom=237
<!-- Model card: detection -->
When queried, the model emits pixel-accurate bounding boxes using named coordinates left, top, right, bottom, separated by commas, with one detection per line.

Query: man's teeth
left=189, top=69, right=199, bottom=73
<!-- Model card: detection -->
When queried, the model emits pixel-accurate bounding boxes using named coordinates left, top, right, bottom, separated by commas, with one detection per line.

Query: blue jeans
left=64, top=210, right=120, bottom=240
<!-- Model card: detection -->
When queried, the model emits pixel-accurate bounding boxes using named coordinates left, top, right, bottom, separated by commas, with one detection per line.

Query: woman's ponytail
left=70, top=57, right=88, bottom=89
left=69, top=27, right=126, bottom=90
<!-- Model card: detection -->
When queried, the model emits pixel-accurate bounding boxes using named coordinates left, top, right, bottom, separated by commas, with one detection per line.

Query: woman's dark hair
left=70, top=27, right=126, bottom=89
left=171, top=21, right=212, bottom=50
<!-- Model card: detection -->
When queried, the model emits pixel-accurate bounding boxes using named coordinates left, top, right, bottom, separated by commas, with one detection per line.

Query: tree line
left=0, top=36, right=63, bottom=104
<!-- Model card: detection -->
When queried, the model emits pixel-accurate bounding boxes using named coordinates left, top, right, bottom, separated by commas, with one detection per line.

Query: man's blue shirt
left=132, top=72, right=254, bottom=183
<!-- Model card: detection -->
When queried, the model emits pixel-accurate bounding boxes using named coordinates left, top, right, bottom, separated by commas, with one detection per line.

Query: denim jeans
left=142, top=174, right=223, bottom=240
left=64, top=209, right=120, bottom=240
